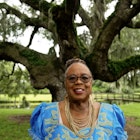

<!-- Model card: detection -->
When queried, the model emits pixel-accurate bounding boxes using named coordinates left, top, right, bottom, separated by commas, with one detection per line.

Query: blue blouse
left=28, top=102, right=128, bottom=140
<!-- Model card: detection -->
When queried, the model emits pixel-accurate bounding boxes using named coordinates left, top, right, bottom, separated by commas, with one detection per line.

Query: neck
left=64, top=96, right=95, bottom=138
left=68, top=95, right=90, bottom=106
left=69, top=101, right=89, bottom=112
left=65, top=97, right=90, bottom=115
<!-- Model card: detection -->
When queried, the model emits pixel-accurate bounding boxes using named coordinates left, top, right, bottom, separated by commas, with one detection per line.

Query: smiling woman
left=28, top=58, right=128, bottom=140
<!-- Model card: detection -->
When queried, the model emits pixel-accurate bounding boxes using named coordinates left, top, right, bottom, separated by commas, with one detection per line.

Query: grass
left=0, top=108, right=33, bottom=140
left=120, top=103, right=140, bottom=117
left=120, top=103, right=140, bottom=127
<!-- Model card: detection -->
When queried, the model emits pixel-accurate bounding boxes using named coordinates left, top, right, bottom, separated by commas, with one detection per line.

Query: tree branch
left=127, top=20, right=140, bottom=28
left=0, top=41, right=59, bottom=88
left=0, top=41, right=47, bottom=67
left=107, top=55, right=140, bottom=81
left=26, top=26, right=39, bottom=48
left=78, top=0, right=105, bottom=42
left=19, top=0, right=52, bottom=16
left=0, top=2, right=49, bottom=29
left=93, top=0, right=140, bottom=54
left=86, top=0, right=140, bottom=82
left=78, top=7, right=91, bottom=29
left=64, top=0, right=80, bottom=16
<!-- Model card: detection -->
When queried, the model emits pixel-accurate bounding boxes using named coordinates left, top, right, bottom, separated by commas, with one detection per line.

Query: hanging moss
left=108, top=55, right=140, bottom=75
left=20, top=50, right=47, bottom=66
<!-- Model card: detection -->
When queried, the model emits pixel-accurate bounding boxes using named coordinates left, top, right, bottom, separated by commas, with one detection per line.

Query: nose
left=75, top=77, right=83, bottom=83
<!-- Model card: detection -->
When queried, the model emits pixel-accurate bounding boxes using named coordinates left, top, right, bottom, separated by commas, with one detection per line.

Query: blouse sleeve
left=28, top=102, right=48, bottom=140
left=112, top=104, right=128, bottom=140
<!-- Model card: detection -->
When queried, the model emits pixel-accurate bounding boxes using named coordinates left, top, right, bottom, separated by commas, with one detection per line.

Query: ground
left=125, top=117, right=140, bottom=140
left=9, top=115, right=140, bottom=140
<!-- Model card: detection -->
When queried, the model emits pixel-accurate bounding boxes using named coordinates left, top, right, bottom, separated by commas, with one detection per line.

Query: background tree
left=0, top=0, right=140, bottom=101
left=0, top=61, right=49, bottom=104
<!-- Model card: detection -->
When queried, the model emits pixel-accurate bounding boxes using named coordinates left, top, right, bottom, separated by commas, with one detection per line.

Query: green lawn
left=0, top=108, right=33, bottom=140
left=120, top=103, right=140, bottom=117
left=119, top=103, right=140, bottom=126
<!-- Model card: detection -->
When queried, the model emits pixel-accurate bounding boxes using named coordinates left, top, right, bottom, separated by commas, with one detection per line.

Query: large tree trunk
left=48, top=84, right=66, bottom=102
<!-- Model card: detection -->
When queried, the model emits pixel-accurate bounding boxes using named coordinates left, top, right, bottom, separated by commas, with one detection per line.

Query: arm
left=112, top=104, right=128, bottom=140
left=28, top=102, right=48, bottom=140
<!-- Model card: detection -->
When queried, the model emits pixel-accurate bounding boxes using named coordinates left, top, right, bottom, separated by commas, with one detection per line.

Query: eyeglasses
left=66, top=74, right=92, bottom=83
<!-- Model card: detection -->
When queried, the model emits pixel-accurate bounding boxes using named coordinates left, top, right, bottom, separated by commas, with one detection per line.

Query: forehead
left=65, top=63, right=91, bottom=75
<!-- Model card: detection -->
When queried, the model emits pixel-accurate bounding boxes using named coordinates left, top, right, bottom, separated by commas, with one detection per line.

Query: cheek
left=65, top=81, right=72, bottom=91
left=86, top=83, right=92, bottom=91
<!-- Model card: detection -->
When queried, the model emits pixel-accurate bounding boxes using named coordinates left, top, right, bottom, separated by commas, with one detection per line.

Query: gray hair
left=65, top=58, right=86, bottom=70
left=65, top=58, right=93, bottom=78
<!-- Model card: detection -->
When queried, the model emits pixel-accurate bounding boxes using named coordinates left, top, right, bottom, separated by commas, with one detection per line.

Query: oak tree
left=0, top=0, right=140, bottom=101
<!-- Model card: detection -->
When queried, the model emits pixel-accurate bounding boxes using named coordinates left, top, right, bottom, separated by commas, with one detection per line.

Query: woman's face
left=65, top=63, right=93, bottom=102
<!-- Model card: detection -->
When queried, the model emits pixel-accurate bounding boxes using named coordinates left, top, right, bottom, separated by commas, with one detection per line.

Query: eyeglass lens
left=67, top=74, right=91, bottom=83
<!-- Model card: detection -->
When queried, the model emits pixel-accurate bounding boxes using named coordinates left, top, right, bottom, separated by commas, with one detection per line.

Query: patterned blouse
left=28, top=102, right=128, bottom=140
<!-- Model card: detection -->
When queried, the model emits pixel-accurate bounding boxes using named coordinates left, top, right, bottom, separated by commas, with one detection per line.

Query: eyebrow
left=66, top=73, right=92, bottom=77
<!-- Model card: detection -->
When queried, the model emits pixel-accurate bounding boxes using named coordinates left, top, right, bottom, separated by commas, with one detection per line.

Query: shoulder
left=32, top=102, right=57, bottom=114
left=98, top=103, right=127, bottom=129
left=98, top=103, right=128, bottom=140
left=29, top=102, right=59, bottom=139
left=30, top=102, right=58, bottom=125
left=100, top=103, right=125, bottom=122
left=100, top=102, right=123, bottom=113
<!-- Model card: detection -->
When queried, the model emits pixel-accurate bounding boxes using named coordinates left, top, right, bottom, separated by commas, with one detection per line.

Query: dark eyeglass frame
left=66, top=74, right=92, bottom=83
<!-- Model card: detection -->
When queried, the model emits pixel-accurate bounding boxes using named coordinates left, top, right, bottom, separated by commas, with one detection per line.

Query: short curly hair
left=64, top=58, right=93, bottom=78
left=65, top=58, right=86, bottom=70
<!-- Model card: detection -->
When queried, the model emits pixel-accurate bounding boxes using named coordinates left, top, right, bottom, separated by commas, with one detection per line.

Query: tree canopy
left=0, top=0, right=140, bottom=101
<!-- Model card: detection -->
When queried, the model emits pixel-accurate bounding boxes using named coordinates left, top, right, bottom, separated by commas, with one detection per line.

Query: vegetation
left=0, top=0, right=139, bottom=101
left=120, top=103, right=140, bottom=127
left=0, top=108, right=32, bottom=140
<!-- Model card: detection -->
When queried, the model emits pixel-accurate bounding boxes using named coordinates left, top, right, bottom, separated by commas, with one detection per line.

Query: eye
left=67, top=75, right=77, bottom=82
left=69, top=76, right=76, bottom=80
left=81, top=75, right=89, bottom=80
left=81, top=74, right=91, bottom=82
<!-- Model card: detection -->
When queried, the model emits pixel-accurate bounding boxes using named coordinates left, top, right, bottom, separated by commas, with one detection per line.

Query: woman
left=29, top=58, right=128, bottom=140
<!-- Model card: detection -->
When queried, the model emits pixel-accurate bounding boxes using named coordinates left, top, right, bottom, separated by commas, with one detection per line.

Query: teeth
left=75, top=89, right=83, bottom=91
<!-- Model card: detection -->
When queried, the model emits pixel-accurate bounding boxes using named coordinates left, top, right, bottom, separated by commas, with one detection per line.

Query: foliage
left=93, top=79, right=135, bottom=94
left=0, top=61, right=50, bottom=99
